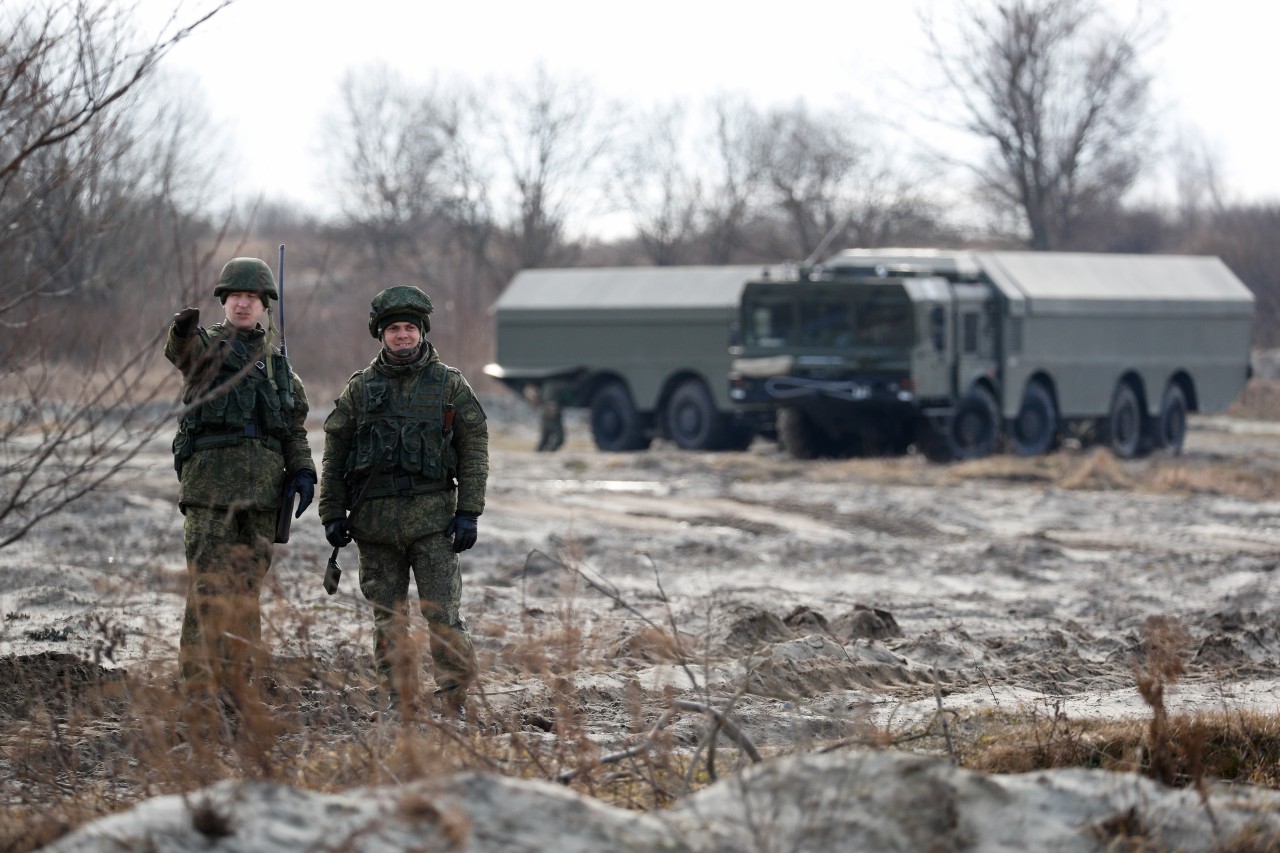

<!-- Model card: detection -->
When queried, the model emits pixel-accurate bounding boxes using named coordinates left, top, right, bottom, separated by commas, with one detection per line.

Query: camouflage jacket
left=319, top=343, right=488, bottom=542
left=165, top=320, right=315, bottom=511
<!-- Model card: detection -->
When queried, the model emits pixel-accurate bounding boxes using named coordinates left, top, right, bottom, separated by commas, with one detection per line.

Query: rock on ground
left=44, top=751, right=1280, bottom=853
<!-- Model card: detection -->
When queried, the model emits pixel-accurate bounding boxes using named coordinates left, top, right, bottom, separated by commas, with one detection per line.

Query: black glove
left=172, top=306, right=200, bottom=338
left=445, top=511, right=479, bottom=553
left=285, top=469, right=316, bottom=517
left=324, top=517, right=352, bottom=548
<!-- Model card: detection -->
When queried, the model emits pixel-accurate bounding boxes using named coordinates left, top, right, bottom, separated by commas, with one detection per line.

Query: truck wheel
left=777, top=408, right=823, bottom=459
left=1156, top=384, right=1188, bottom=454
left=1009, top=382, right=1058, bottom=457
left=665, top=379, right=729, bottom=450
left=1105, top=383, right=1144, bottom=459
left=947, top=388, right=999, bottom=460
left=590, top=383, right=650, bottom=451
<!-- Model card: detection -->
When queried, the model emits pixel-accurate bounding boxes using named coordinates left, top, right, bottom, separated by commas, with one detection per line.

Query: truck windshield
left=743, top=290, right=914, bottom=349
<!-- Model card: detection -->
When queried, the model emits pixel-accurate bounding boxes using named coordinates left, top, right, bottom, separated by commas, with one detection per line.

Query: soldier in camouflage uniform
left=166, top=258, right=316, bottom=692
left=319, top=285, right=489, bottom=718
left=531, top=380, right=566, bottom=452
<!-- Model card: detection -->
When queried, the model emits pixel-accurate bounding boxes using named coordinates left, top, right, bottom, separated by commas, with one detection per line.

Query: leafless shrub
left=0, top=0, right=233, bottom=552
left=1136, top=615, right=1189, bottom=787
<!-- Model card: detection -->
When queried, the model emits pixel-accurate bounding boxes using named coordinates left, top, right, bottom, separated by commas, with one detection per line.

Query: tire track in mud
left=1040, top=526, right=1280, bottom=557
left=490, top=490, right=859, bottom=538
left=492, top=482, right=959, bottom=542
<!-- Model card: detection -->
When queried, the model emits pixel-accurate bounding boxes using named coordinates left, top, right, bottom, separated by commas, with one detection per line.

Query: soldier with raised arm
left=166, top=258, right=316, bottom=699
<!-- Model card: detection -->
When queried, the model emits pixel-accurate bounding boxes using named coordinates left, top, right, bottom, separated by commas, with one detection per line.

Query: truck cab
left=729, top=252, right=1001, bottom=458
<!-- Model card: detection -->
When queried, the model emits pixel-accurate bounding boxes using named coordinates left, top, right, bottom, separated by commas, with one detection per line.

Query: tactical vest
left=172, top=331, right=293, bottom=472
left=346, top=361, right=458, bottom=500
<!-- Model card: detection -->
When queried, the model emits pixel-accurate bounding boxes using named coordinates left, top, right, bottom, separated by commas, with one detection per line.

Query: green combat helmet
left=213, top=257, right=278, bottom=304
left=368, top=285, right=433, bottom=338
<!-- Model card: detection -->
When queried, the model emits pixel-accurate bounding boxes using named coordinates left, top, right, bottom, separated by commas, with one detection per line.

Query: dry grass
left=1230, top=379, right=1280, bottom=421
left=8, top=581, right=1280, bottom=853
left=934, top=616, right=1280, bottom=790
left=795, top=443, right=1280, bottom=502
left=5, top=609, right=1280, bottom=851
left=0, top=567, right=746, bottom=852
left=943, top=706, right=1280, bottom=789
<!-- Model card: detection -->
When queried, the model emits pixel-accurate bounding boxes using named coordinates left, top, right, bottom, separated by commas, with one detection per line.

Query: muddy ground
left=3, top=398, right=1280, bottom=773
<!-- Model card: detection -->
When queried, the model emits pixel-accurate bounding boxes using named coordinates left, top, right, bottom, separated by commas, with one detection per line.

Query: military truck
left=484, top=265, right=764, bottom=451
left=728, top=249, right=1256, bottom=460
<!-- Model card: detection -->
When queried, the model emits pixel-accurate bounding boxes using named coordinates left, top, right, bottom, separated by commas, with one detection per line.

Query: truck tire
left=947, top=388, right=1000, bottom=460
left=590, top=383, right=651, bottom=452
left=1155, top=384, right=1188, bottom=454
left=777, top=407, right=823, bottom=459
left=1105, top=382, right=1144, bottom=459
left=665, top=379, right=729, bottom=450
left=1009, top=382, right=1058, bottom=457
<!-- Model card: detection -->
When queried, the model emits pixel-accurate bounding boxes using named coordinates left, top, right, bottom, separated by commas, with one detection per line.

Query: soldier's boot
left=429, top=619, right=476, bottom=726
left=433, top=685, right=467, bottom=723
left=372, top=626, right=422, bottom=723
left=375, top=673, right=421, bottom=724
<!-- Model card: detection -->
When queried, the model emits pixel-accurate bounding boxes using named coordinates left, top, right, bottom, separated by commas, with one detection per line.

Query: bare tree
left=329, top=65, right=454, bottom=271
left=613, top=102, right=702, bottom=266
left=1171, top=128, right=1226, bottom=229
left=327, top=65, right=497, bottom=287
left=0, top=0, right=232, bottom=551
left=752, top=101, right=943, bottom=260
left=760, top=103, right=868, bottom=258
left=1186, top=204, right=1280, bottom=349
left=925, top=0, right=1158, bottom=249
left=496, top=66, right=614, bottom=270
left=699, top=95, right=768, bottom=264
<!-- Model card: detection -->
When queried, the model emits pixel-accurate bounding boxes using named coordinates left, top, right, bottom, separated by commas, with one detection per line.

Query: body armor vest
left=346, top=361, right=458, bottom=500
left=172, top=332, right=293, bottom=471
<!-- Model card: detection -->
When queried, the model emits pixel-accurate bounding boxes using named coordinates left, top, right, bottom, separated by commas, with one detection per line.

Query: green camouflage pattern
left=537, top=378, right=567, bottom=452
left=356, top=532, right=476, bottom=697
left=166, top=321, right=315, bottom=510
left=367, top=285, right=433, bottom=338
left=319, top=342, right=488, bottom=526
left=320, top=341, right=488, bottom=699
left=165, top=316, right=315, bottom=687
left=178, top=506, right=275, bottom=687
left=213, top=257, right=278, bottom=302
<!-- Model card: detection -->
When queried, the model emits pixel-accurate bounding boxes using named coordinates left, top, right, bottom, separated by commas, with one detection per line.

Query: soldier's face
left=224, top=291, right=265, bottom=329
left=383, top=321, right=421, bottom=356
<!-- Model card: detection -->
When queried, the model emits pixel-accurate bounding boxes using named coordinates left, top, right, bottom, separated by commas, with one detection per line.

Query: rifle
left=274, top=243, right=296, bottom=544
left=324, top=448, right=392, bottom=595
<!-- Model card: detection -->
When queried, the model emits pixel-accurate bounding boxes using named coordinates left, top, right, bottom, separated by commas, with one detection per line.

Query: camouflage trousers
left=179, top=506, right=275, bottom=689
left=537, top=401, right=564, bottom=452
left=356, top=531, right=476, bottom=705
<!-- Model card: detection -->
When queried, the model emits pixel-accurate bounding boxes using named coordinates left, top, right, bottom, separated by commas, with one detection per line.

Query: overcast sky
left=142, top=0, right=1278, bottom=223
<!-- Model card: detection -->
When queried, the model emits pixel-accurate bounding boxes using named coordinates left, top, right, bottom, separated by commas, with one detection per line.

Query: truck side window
left=750, top=303, right=792, bottom=348
left=930, top=306, right=946, bottom=351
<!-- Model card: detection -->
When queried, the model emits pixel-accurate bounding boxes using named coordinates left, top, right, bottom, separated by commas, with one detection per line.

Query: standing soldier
left=166, top=258, right=316, bottom=697
left=533, top=379, right=566, bottom=452
left=319, top=285, right=489, bottom=720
